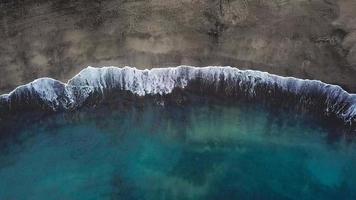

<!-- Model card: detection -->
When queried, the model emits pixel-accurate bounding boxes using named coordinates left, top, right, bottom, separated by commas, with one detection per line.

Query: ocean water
left=0, top=99, right=355, bottom=200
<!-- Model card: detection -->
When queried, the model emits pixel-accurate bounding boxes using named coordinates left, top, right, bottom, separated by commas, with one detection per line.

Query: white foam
left=1, top=66, right=355, bottom=123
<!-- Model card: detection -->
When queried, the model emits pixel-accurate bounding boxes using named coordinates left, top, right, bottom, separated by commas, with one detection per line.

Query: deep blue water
left=0, top=101, right=355, bottom=200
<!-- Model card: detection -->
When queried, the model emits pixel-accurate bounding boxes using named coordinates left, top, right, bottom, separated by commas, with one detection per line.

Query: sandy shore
left=0, top=0, right=355, bottom=93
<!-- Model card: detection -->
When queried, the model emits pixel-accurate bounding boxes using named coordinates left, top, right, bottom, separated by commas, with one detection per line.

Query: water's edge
left=0, top=66, right=355, bottom=131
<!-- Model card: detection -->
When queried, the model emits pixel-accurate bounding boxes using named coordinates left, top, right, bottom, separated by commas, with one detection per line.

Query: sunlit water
left=0, top=100, right=355, bottom=200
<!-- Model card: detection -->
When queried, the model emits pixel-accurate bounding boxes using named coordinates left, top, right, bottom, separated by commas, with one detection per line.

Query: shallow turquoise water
left=0, top=101, right=355, bottom=200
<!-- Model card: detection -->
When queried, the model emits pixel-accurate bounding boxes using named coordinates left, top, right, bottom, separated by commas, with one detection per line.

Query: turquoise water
left=0, top=100, right=355, bottom=200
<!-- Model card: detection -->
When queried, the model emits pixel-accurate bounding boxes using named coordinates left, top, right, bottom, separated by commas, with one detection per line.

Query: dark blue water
left=0, top=101, right=355, bottom=200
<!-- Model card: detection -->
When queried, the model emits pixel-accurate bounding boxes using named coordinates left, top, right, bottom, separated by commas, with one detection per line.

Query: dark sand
left=0, top=0, right=356, bottom=93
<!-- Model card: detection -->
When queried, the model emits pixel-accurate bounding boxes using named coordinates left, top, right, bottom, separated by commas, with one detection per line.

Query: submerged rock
left=0, top=66, right=355, bottom=131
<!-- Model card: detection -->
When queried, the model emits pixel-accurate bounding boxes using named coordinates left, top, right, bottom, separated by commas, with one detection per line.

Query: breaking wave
left=0, top=66, right=355, bottom=131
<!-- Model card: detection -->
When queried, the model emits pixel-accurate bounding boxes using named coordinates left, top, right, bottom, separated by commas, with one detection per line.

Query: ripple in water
left=0, top=99, right=355, bottom=200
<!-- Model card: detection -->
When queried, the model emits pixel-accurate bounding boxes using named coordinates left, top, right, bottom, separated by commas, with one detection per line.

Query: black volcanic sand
left=0, top=0, right=356, bottom=93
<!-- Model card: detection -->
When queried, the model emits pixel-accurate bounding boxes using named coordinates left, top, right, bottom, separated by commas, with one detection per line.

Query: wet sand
left=0, top=0, right=356, bottom=93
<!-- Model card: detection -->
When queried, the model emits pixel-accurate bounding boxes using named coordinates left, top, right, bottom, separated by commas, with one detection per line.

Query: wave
left=1, top=66, right=355, bottom=130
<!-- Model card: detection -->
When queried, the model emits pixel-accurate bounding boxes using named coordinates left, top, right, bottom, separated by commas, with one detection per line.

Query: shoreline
left=1, top=66, right=355, bottom=132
